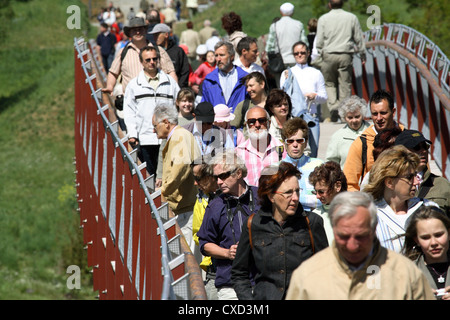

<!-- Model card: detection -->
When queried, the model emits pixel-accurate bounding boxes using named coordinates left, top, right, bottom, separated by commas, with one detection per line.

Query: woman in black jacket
left=231, top=162, right=328, bottom=300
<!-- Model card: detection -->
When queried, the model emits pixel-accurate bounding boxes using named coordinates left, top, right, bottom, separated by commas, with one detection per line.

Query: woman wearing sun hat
left=213, top=104, right=245, bottom=147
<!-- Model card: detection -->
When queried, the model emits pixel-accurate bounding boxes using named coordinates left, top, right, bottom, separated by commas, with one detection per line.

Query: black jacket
left=165, top=38, right=190, bottom=88
left=231, top=206, right=328, bottom=300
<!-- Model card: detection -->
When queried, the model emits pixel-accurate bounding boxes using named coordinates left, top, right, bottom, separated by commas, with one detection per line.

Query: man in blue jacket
left=201, top=41, right=248, bottom=112
left=197, top=150, right=259, bottom=300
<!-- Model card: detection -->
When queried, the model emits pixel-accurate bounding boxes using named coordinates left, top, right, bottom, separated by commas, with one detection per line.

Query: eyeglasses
left=285, top=138, right=305, bottom=145
left=193, top=175, right=203, bottom=182
left=247, top=117, right=268, bottom=127
left=145, top=57, right=159, bottom=62
left=213, top=168, right=237, bottom=181
left=312, top=189, right=327, bottom=195
left=273, top=188, right=300, bottom=199
left=398, top=173, right=417, bottom=184
left=294, top=51, right=307, bottom=56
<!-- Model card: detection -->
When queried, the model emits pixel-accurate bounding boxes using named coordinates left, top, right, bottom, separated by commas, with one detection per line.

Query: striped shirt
left=109, top=41, right=175, bottom=91
left=236, top=135, right=286, bottom=187
left=375, top=197, right=439, bottom=253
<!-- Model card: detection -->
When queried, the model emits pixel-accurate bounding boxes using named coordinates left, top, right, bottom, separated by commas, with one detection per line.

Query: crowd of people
left=95, top=0, right=450, bottom=300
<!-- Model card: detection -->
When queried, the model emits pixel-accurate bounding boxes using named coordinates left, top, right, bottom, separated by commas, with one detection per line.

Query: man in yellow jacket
left=286, top=191, right=435, bottom=300
left=343, top=90, right=403, bottom=191
left=152, top=103, right=201, bottom=253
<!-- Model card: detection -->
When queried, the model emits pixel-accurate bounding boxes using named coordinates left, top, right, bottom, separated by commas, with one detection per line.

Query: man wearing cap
left=235, top=37, right=265, bottom=75
left=123, top=46, right=180, bottom=176
left=315, top=0, right=366, bottom=122
left=103, top=17, right=177, bottom=95
left=394, top=130, right=450, bottom=216
left=183, top=102, right=235, bottom=157
left=265, top=2, right=308, bottom=88
left=201, top=41, right=249, bottom=113
left=150, top=23, right=190, bottom=88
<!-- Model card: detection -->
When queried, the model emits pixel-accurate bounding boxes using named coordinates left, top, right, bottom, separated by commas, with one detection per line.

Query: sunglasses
left=247, top=117, right=268, bottom=126
left=398, top=173, right=417, bottom=184
left=213, top=169, right=237, bottom=180
left=311, top=189, right=327, bottom=195
left=285, top=138, right=305, bottom=145
left=145, top=57, right=159, bottom=62
left=412, top=142, right=430, bottom=152
left=294, top=51, right=307, bottom=56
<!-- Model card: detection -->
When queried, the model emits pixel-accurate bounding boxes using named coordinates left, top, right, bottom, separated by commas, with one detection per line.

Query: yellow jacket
left=192, top=195, right=212, bottom=272
left=161, top=126, right=200, bottom=215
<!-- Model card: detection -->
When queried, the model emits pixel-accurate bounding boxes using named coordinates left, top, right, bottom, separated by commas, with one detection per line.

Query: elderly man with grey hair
left=325, top=95, right=370, bottom=168
left=200, top=41, right=249, bottom=112
left=152, top=103, right=201, bottom=253
left=286, top=191, right=435, bottom=300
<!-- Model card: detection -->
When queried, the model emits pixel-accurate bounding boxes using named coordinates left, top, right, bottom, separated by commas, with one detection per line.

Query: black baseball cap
left=394, top=129, right=432, bottom=149
left=194, top=102, right=215, bottom=123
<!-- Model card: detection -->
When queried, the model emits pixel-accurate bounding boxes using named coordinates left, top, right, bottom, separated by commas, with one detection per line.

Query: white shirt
left=218, top=67, right=238, bottom=104
left=280, top=63, right=327, bottom=114
left=235, top=59, right=265, bottom=76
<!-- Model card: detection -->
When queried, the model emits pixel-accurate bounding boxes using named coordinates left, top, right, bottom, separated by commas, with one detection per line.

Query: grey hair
left=338, top=95, right=368, bottom=120
left=328, top=191, right=378, bottom=231
left=214, top=40, right=235, bottom=57
left=153, top=103, right=178, bottom=125
left=211, top=149, right=247, bottom=178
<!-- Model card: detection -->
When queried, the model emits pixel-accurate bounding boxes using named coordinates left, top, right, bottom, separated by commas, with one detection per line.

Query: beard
left=247, top=127, right=268, bottom=142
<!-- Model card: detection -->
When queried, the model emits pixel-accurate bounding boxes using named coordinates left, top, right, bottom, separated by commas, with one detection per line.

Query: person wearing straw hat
left=103, top=17, right=177, bottom=95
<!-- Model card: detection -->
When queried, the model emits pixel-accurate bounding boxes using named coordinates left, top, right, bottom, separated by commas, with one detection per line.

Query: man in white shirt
left=280, top=41, right=327, bottom=157
left=265, top=2, right=308, bottom=87
left=235, top=37, right=265, bottom=75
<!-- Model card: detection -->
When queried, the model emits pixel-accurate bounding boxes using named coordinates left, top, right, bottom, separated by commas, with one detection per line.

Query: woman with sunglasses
left=402, top=206, right=450, bottom=300
left=231, top=162, right=328, bottom=300
left=363, top=145, right=440, bottom=253
left=308, top=161, right=347, bottom=244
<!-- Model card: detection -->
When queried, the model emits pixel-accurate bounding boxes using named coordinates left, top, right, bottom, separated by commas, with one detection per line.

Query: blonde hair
left=363, top=145, right=420, bottom=200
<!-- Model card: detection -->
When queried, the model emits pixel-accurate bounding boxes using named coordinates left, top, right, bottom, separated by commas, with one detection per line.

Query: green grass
left=0, top=0, right=95, bottom=299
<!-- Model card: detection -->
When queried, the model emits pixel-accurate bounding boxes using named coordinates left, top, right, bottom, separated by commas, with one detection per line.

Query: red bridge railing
left=352, top=23, right=450, bottom=179
left=73, top=37, right=206, bottom=300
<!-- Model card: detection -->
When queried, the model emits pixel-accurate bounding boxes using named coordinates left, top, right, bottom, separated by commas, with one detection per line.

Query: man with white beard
left=236, top=106, right=286, bottom=186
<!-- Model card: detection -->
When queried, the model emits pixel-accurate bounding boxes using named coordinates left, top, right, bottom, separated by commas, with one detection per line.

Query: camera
left=435, top=288, right=446, bottom=297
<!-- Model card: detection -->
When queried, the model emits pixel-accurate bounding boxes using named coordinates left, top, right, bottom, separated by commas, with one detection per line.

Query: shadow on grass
left=0, top=85, right=37, bottom=114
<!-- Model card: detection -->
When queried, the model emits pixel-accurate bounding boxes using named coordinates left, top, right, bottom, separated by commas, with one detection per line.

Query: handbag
left=268, top=22, right=285, bottom=73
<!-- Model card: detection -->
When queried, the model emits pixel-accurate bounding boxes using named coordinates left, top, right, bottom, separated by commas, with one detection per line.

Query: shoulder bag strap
left=304, top=214, right=315, bottom=254
left=247, top=213, right=255, bottom=250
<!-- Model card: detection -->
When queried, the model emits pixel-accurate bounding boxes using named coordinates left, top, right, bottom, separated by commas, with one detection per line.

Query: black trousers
left=138, top=144, right=160, bottom=176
